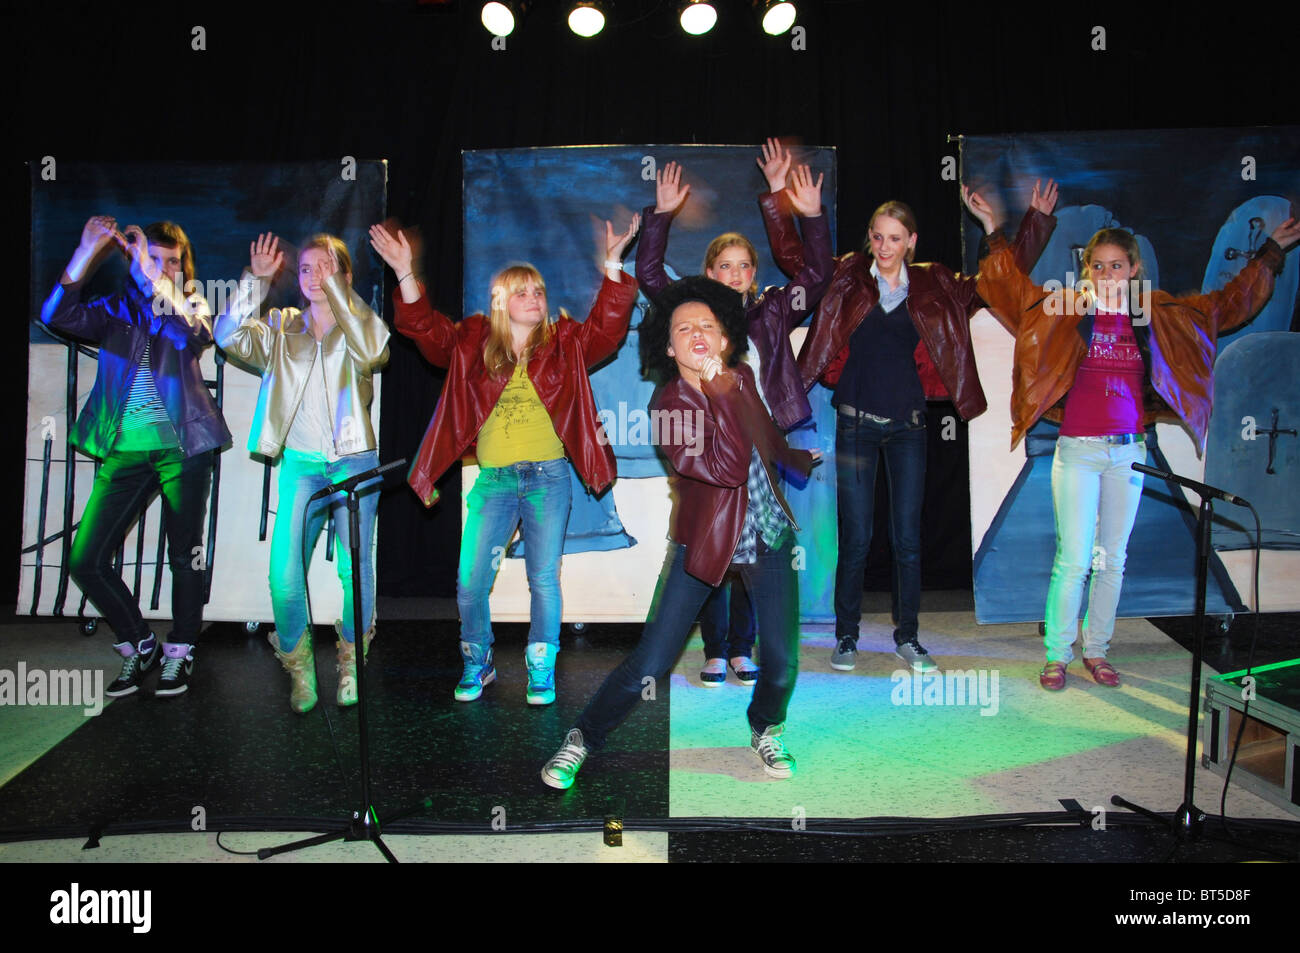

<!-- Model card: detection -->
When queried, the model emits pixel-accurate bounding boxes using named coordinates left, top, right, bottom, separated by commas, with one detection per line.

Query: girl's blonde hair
left=485, top=263, right=558, bottom=377
left=863, top=201, right=919, bottom=263
left=703, top=233, right=759, bottom=299
left=1082, top=228, right=1144, bottom=280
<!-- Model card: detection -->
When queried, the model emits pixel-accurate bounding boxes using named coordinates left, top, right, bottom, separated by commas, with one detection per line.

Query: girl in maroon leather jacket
left=371, top=218, right=638, bottom=707
left=799, top=183, right=1057, bottom=677
left=540, top=276, right=817, bottom=790
left=636, top=139, right=832, bottom=687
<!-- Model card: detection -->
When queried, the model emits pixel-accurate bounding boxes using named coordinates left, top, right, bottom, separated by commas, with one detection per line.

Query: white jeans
left=1043, top=436, right=1147, bottom=663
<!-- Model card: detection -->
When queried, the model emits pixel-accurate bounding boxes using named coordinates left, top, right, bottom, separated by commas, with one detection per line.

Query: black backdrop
left=10, top=1, right=1298, bottom=604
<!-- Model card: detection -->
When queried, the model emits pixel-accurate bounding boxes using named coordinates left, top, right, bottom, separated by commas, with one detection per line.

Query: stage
left=1, top=594, right=1296, bottom=863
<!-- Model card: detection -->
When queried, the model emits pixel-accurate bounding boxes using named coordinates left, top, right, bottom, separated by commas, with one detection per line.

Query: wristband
left=397, top=272, right=412, bottom=283
left=604, top=260, right=623, bottom=271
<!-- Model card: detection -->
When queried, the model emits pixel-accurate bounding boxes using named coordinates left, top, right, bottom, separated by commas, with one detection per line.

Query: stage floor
left=1, top=595, right=1296, bottom=863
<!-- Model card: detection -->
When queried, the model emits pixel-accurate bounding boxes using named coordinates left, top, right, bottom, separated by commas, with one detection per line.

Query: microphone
left=1132, top=462, right=1249, bottom=507
left=308, top=457, right=408, bottom=502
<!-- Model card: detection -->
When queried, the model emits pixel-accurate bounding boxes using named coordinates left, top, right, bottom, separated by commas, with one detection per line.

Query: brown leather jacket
left=653, top=362, right=815, bottom=586
left=796, top=209, right=1056, bottom=421
left=394, top=271, right=638, bottom=506
left=977, top=230, right=1286, bottom=452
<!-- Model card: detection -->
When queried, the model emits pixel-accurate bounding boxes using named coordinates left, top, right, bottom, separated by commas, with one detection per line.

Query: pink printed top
left=1059, top=310, right=1145, bottom=437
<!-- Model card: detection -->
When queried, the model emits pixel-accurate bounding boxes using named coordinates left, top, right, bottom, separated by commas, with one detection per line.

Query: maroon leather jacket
left=795, top=209, right=1056, bottom=421
left=393, top=272, right=638, bottom=506
left=654, top=362, right=815, bottom=586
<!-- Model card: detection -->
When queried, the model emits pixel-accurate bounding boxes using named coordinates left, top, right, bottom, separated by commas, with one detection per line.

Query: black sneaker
left=155, top=643, right=194, bottom=696
left=107, top=637, right=160, bottom=697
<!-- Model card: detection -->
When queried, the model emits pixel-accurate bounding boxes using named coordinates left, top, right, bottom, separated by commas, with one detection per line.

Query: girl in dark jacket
left=40, top=215, right=229, bottom=698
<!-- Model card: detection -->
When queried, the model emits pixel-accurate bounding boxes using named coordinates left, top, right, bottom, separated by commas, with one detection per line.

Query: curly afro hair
left=639, top=275, right=749, bottom=383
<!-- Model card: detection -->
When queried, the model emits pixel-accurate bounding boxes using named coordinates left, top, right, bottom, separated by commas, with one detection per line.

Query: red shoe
left=1039, top=661, right=1068, bottom=691
left=1083, top=657, right=1120, bottom=687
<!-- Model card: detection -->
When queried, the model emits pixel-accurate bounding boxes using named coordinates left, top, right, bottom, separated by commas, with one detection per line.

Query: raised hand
left=961, top=186, right=997, bottom=235
left=786, top=164, right=824, bottom=217
left=605, top=212, right=641, bottom=263
left=1270, top=217, right=1300, bottom=252
left=121, top=224, right=162, bottom=283
left=1030, top=178, right=1059, bottom=216
left=757, top=137, right=793, bottom=193
left=79, top=215, right=122, bottom=254
left=249, top=233, right=284, bottom=279
left=655, top=162, right=691, bottom=214
left=369, top=223, right=415, bottom=278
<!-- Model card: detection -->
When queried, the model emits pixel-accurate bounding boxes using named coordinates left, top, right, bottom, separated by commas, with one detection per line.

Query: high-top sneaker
left=525, top=642, right=557, bottom=706
left=156, top=642, right=195, bottom=696
left=106, top=634, right=160, bottom=697
left=455, top=641, right=495, bottom=702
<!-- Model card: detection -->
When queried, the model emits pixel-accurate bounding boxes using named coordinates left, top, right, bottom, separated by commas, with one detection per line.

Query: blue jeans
left=458, top=458, right=573, bottom=650
left=269, top=449, right=379, bottom=649
left=834, top=411, right=926, bottom=644
left=575, top=540, right=799, bottom=750
left=1044, top=436, right=1147, bottom=663
left=699, top=575, right=755, bottom=660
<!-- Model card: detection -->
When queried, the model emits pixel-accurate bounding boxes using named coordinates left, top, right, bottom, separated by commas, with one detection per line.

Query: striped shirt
left=116, top=339, right=178, bottom=449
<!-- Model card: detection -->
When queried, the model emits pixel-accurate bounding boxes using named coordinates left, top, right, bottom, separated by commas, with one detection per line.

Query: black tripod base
left=257, top=806, right=399, bottom=862
left=1111, top=794, right=1206, bottom=860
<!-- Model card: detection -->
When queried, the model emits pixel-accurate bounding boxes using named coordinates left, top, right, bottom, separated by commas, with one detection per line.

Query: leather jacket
left=394, top=271, right=638, bottom=506
left=796, top=208, right=1056, bottom=421
left=39, top=275, right=231, bottom=459
left=977, top=230, right=1286, bottom=452
left=654, top=362, right=815, bottom=586
left=636, top=193, right=834, bottom=430
left=215, top=271, right=390, bottom=458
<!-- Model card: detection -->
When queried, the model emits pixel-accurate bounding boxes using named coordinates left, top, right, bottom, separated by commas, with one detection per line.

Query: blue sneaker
left=525, top=642, right=557, bottom=706
left=455, top=641, right=495, bottom=702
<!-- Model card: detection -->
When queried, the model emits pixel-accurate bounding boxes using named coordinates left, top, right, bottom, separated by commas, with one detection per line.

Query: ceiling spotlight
left=568, top=2, right=606, bottom=37
left=679, top=1, right=717, bottom=36
left=481, top=2, right=516, bottom=37
left=759, top=1, right=796, bottom=35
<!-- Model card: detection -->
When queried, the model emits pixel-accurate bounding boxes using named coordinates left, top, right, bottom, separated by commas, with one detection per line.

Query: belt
left=1069, top=433, right=1145, bottom=445
left=838, top=404, right=892, bottom=424
left=838, top=404, right=925, bottom=427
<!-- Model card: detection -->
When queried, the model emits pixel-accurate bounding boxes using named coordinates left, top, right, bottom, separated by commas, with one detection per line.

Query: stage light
left=679, top=1, right=717, bottom=36
left=759, top=1, right=796, bottom=35
left=568, top=2, right=605, bottom=37
left=481, top=2, right=516, bottom=37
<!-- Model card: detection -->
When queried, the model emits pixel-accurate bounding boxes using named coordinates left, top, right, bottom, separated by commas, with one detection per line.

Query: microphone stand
left=1110, top=462, right=1247, bottom=857
left=258, top=458, right=424, bottom=863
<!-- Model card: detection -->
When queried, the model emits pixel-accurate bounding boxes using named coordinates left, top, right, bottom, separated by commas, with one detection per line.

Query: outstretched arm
left=578, top=214, right=641, bottom=365
left=1183, top=217, right=1296, bottom=335
left=372, top=223, right=459, bottom=368
left=40, top=215, right=128, bottom=341
left=956, top=180, right=1058, bottom=328
left=214, top=232, right=280, bottom=370
left=762, top=164, right=832, bottom=334
left=321, top=241, right=391, bottom=373
left=636, top=162, right=688, bottom=300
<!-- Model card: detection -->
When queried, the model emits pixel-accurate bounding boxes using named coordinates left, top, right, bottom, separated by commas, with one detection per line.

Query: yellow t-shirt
left=475, top=362, right=565, bottom=467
